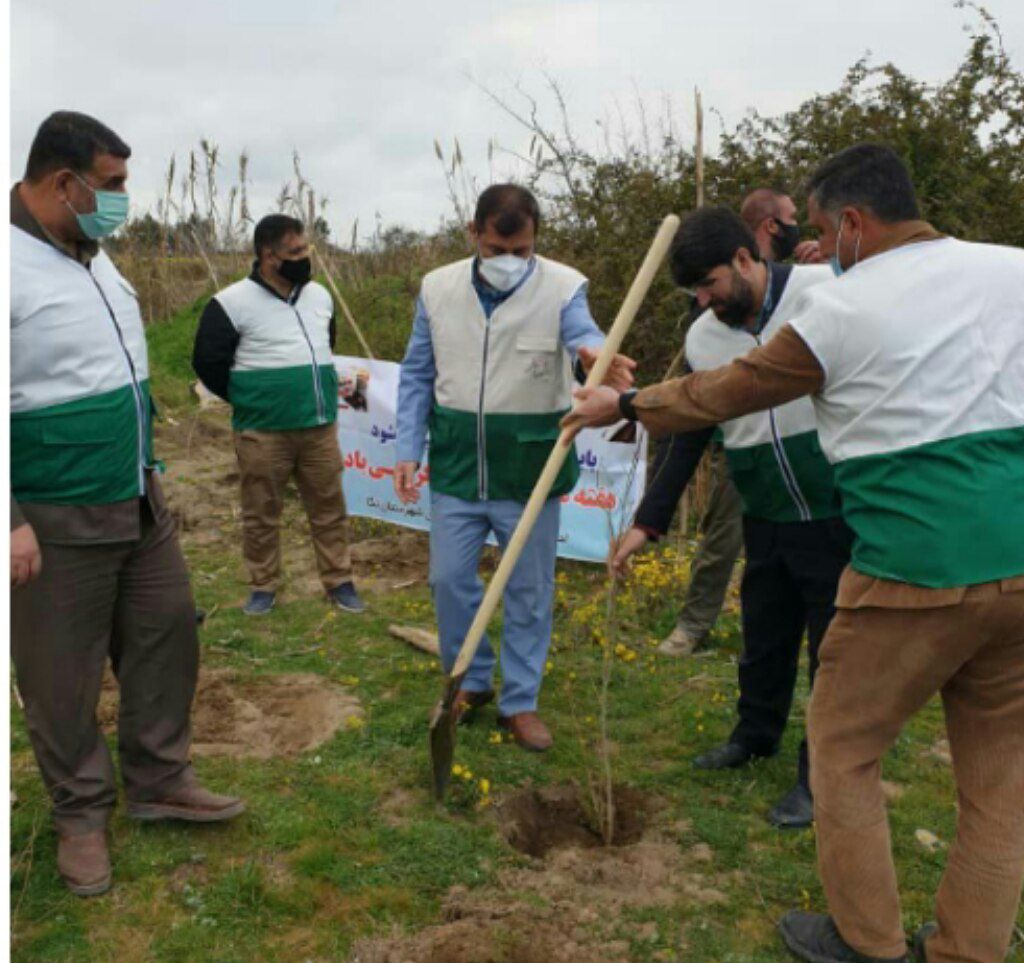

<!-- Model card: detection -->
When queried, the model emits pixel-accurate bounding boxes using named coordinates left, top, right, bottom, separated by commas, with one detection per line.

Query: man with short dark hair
left=394, top=183, right=633, bottom=751
left=11, top=111, right=244, bottom=897
left=193, top=214, right=362, bottom=616
left=566, top=143, right=1024, bottom=963
left=611, top=206, right=847, bottom=829
left=636, top=187, right=818, bottom=660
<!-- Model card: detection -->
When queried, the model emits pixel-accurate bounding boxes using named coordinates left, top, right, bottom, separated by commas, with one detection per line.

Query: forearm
left=633, top=325, right=824, bottom=437
left=633, top=427, right=714, bottom=536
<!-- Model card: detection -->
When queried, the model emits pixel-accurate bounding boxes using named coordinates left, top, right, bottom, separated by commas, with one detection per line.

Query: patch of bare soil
left=98, top=668, right=362, bottom=759
left=351, top=783, right=733, bottom=963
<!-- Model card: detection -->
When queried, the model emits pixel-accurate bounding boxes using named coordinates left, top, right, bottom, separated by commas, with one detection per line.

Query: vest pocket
left=516, top=335, right=559, bottom=382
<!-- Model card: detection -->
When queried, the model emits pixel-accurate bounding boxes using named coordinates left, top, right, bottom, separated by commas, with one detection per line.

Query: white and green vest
left=685, top=264, right=839, bottom=523
left=422, top=256, right=586, bottom=502
left=10, top=226, right=156, bottom=505
left=215, top=277, right=338, bottom=431
left=790, top=237, right=1024, bottom=587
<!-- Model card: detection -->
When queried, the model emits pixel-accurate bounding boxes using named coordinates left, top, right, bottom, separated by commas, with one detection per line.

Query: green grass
left=11, top=299, right=1022, bottom=962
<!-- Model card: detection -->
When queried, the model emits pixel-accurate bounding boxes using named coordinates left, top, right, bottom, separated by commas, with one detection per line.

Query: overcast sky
left=10, top=0, right=1024, bottom=240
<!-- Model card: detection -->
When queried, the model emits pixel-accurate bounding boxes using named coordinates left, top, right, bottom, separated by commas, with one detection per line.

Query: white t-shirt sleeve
left=786, top=284, right=850, bottom=388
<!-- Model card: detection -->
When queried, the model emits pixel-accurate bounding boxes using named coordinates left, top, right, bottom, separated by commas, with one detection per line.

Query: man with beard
left=644, top=187, right=822, bottom=659
left=563, top=142, right=1024, bottom=963
left=609, top=207, right=848, bottom=829
left=193, top=214, right=364, bottom=617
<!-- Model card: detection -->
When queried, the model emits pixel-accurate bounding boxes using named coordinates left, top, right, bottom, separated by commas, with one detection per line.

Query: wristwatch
left=618, top=389, right=639, bottom=421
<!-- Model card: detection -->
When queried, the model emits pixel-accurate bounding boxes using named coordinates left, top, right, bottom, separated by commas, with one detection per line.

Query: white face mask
left=479, top=253, right=530, bottom=291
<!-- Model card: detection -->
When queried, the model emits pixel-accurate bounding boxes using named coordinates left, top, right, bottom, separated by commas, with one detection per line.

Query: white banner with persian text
left=334, top=356, right=647, bottom=563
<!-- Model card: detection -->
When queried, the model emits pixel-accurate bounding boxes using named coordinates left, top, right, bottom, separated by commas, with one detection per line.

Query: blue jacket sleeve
left=560, top=283, right=605, bottom=356
left=396, top=297, right=436, bottom=465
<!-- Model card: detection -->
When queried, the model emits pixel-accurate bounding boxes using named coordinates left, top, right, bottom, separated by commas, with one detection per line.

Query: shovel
left=429, top=214, right=682, bottom=800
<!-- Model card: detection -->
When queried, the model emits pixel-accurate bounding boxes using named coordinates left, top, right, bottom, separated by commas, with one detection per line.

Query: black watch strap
left=619, top=389, right=639, bottom=421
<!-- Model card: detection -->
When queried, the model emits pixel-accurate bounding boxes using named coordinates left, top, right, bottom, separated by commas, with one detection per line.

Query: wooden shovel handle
left=450, top=214, right=681, bottom=678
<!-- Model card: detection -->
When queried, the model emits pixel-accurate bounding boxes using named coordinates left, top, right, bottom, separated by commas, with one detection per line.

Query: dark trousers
left=11, top=499, right=199, bottom=834
left=730, top=514, right=852, bottom=787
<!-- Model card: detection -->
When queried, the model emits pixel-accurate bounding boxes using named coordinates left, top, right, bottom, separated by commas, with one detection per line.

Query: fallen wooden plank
left=388, top=624, right=440, bottom=657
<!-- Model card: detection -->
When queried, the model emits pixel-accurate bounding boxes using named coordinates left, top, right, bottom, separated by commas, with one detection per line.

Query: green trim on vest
left=835, top=424, right=1024, bottom=587
left=428, top=405, right=580, bottom=503
left=725, top=430, right=840, bottom=523
left=11, top=380, right=155, bottom=505
left=229, top=364, right=339, bottom=431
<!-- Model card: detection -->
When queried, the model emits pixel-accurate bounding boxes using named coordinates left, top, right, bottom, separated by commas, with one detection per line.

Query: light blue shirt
left=396, top=259, right=604, bottom=464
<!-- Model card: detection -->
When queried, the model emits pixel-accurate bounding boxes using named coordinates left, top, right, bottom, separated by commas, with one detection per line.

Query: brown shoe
left=498, top=712, right=553, bottom=752
left=127, top=783, right=246, bottom=823
left=57, top=831, right=112, bottom=897
left=453, top=688, right=495, bottom=723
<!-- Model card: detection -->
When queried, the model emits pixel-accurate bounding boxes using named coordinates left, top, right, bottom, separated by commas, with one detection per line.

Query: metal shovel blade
left=428, top=675, right=462, bottom=800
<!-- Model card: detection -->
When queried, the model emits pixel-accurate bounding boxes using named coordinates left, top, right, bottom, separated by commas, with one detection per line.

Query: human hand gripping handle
left=448, top=214, right=680, bottom=679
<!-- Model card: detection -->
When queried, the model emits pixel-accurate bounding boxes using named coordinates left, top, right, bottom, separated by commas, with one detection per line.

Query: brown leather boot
left=127, top=783, right=246, bottom=823
left=498, top=712, right=553, bottom=752
left=57, top=830, right=112, bottom=897
left=452, top=688, right=495, bottom=723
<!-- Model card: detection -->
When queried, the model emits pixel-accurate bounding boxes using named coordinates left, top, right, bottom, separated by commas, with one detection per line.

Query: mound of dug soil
left=98, top=668, right=362, bottom=759
left=351, top=782, right=735, bottom=963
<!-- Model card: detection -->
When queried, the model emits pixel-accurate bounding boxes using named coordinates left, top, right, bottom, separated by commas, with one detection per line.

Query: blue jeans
left=429, top=491, right=560, bottom=716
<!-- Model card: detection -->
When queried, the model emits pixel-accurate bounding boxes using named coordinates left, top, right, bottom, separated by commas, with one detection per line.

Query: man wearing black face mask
left=193, top=214, right=362, bottom=616
left=741, top=187, right=823, bottom=265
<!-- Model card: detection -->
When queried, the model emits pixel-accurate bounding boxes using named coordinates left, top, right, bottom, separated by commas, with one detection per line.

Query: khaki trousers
left=234, top=425, right=352, bottom=593
left=809, top=569, right=1024, bottom=962
left=11, top=499, right=199, bottom=834
left=676, top=449, right=744, bottom=642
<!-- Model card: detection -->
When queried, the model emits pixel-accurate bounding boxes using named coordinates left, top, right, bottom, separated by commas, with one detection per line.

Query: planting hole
left=497, top=783, right=651, bottom=858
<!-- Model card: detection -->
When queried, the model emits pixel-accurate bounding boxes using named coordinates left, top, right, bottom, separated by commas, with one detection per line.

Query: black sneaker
left=768, top=783, right=815, bottom=830
left=242, top=590, right=276, bottom=616
left=693, top=741, right=758, bottom=770
left=328, top=581, right=366, bottom=614
left=778, top=911, right=907, bottom=963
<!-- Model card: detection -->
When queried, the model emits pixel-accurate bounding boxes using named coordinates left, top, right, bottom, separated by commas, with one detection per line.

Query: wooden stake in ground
left=428, top=213, right=682, bottom=801
left=312, top=247, right=376, bottom=360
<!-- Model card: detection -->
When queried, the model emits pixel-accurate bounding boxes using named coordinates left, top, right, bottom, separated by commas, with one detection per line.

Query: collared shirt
left=10, top=183, right=163, bottom=542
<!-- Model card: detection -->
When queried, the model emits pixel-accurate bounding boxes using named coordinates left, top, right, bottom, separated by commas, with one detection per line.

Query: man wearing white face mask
left=395, top=184, right=634, bottom=751
left=10, top=111, right=244, bottom=899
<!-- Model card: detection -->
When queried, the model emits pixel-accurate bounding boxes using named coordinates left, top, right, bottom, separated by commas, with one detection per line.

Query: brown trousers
left=11, top=499, right=199, bottom=834
left=234, top=425, right=352, bottom=593
left=809, top=569, right=1024, bottom=962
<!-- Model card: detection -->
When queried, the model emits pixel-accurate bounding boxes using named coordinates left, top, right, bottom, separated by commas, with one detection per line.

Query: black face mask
left=771, top=220, right=802, bottom=261
left=278, top=256, right=312, bottom=285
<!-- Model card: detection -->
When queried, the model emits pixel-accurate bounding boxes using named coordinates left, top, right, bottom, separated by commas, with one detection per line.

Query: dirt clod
left=99, top=668, right=362, bottom=759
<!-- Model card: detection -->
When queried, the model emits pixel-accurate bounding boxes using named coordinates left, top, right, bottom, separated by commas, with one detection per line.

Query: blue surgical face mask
left=479, top=253, right=530, bottom=291
left=830, top=217, right=861, bottom=277
left=66, top=173, right=130, bottom=239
